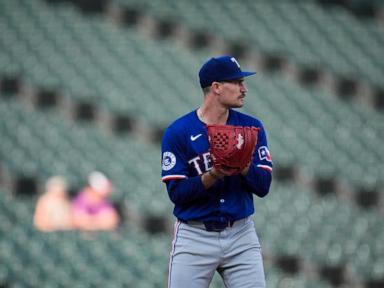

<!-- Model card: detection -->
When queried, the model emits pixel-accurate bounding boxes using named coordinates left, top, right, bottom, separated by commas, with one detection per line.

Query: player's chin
left=236, top=97, right=245, bottom=107
left=231, top=103, right=244, bottom=109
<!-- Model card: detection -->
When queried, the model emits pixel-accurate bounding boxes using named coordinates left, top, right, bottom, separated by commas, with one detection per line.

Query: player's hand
left=214, top=166, right=240, bottom=177
left=240, top=162, right=251, bottom=176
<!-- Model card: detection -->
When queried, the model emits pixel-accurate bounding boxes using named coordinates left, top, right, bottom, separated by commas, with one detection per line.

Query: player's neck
left=197, top=105, right=229, bottom=125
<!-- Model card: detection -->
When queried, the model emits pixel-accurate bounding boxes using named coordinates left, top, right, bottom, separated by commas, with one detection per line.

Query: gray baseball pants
left=168, top=217, right=266, bottom=288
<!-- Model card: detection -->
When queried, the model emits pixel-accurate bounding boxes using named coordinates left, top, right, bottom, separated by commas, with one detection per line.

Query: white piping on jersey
left=257, top=164, right=273, bottom=172
left=162, top=175, right=187, bottom=182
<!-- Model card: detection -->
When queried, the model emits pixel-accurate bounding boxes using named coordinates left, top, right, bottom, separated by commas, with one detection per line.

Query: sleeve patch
left=258, top=146, right=272, bottom=162
left=162, top=151, right=177, bottom=171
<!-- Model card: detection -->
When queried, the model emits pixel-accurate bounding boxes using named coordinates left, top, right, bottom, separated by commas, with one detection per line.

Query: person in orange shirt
left=34, top=176, right=73, bottom=232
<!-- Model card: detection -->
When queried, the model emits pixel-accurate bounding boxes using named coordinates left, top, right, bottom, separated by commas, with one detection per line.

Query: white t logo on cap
left=230, top=57, right=240, bottom=68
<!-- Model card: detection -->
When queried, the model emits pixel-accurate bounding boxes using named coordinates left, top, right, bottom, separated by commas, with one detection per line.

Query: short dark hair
left=202, top=86, right=211, bottom=95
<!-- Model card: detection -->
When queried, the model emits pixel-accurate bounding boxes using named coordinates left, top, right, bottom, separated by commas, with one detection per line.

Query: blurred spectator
left=71, top=171, right=119, bottom=231
left=34, top=176, right=73, bottom=232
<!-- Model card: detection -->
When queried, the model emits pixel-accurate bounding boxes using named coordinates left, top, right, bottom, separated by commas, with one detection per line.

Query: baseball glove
left=207, top=124, right=259, bottom=175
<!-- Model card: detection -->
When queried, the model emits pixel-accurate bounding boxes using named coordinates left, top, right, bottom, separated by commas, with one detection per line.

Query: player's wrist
left=208, top=169, right=222, bottom=180
left=241, top=163, right=251, bottom=176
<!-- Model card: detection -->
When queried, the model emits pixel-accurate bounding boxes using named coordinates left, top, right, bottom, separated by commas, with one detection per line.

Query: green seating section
left=1, top=187, right=336, bottom=288
left=0, top=0, right=202, bottom=127
left=117, top=0, right=384, bottom=87
left=264, top=264, right=330, bottom=288
left=0, top=98, right=170, bottom=215
left=245, top=77, right=384, bottom=188
left=0, top=189, right=171, bottom=288
left=1, top=0, right=384, bottom=286
left=1, top=97, right=383, bottom=286
left=255, top=182, right=384, bottom=283
left=1, top=0, right=383, bottom=189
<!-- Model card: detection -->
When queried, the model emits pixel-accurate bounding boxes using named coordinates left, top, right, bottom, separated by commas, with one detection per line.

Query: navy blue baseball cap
left=199, top=56, right=256, bottom=88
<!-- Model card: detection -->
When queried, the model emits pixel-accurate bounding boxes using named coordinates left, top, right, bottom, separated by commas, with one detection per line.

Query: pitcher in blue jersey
left=161, top=56, right=273, bottom=288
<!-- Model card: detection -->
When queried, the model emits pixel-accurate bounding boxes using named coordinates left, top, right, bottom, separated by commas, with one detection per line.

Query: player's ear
left=211, top=82, right=222, bottom=95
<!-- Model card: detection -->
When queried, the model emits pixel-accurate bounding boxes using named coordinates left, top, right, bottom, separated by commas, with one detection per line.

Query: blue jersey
left=161, top=109, right=273, bottom=222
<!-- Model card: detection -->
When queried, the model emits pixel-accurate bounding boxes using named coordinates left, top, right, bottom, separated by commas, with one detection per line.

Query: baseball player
left=161, top=56, right=273, bottom=288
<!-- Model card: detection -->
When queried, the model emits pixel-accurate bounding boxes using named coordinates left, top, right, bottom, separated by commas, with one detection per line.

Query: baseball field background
left=0, top=0, right=383, bottom=287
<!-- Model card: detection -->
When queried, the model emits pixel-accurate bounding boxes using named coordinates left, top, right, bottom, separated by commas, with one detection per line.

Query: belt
left=181, top=217, right=250, bottom=232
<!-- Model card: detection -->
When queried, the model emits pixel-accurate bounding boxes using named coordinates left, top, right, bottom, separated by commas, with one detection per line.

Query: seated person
left=71, top=171, right=119, bottom=231
left=34, top=176, right=73, bottom=232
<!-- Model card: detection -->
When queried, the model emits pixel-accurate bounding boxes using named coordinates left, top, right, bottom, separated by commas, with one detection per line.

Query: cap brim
left=221, top=71, right=256, bottom=82
left=241, top=71, right=257, bottom=77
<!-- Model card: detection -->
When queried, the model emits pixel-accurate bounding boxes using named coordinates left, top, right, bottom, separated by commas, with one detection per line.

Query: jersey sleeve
left=161, top=125, right=189, bottom=182
left=254, top=122, right=273, bottom=172
left=242, top=121, right=273, bottom=197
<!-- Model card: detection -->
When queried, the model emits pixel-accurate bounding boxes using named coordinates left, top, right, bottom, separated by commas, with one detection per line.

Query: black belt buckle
left=203, top=220, right=233, bottom=232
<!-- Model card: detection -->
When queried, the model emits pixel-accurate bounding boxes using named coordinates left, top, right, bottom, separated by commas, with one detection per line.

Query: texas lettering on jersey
left=188, top=152, right=212, bottom=175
